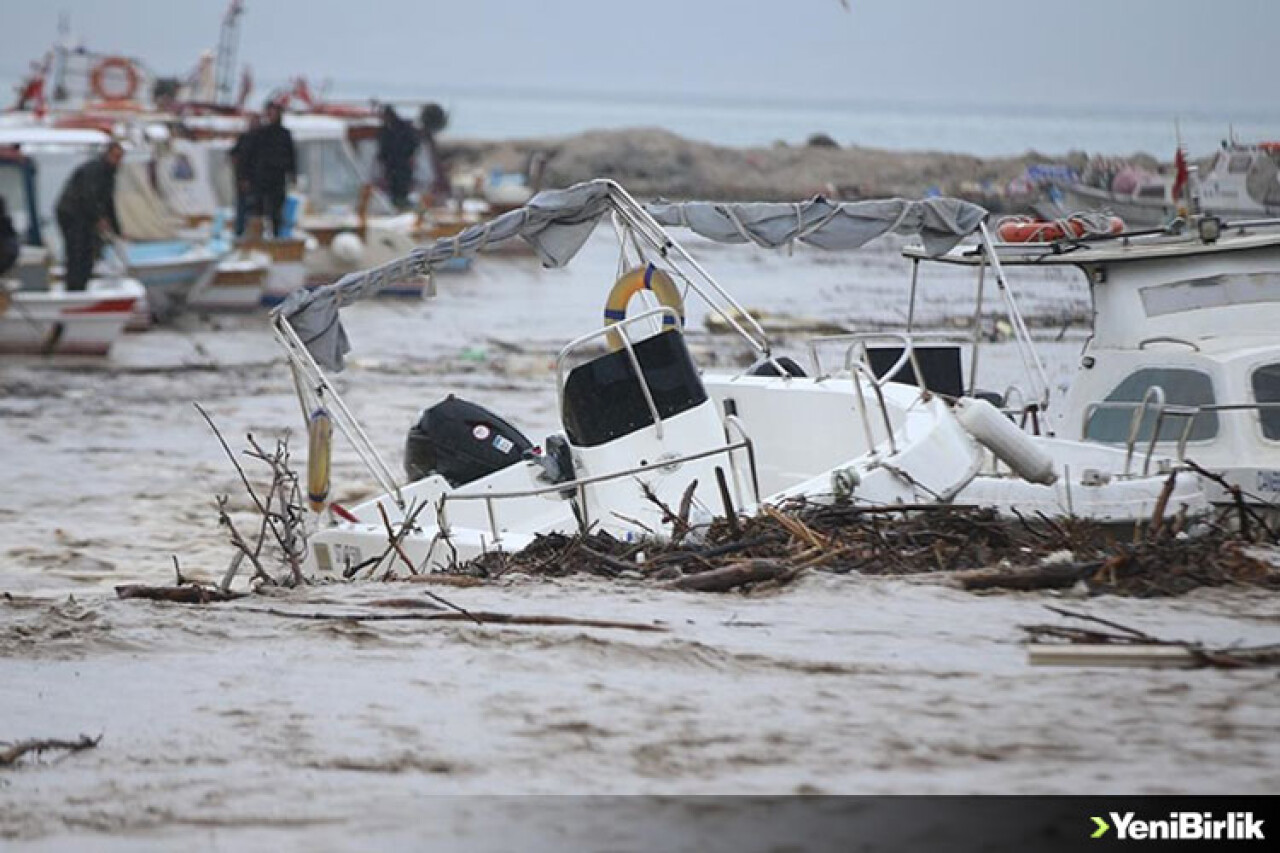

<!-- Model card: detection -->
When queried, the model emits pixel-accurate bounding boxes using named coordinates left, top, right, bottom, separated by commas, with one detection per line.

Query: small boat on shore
left=1, top=277, right=143, bottom=356
left=2, top=133, right=143, bottom=355
left=1045, top=142, right=1280, bottom=228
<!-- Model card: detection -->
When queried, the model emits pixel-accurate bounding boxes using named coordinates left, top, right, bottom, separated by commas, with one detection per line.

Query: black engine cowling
left=404, top=395, right=534, bottom=487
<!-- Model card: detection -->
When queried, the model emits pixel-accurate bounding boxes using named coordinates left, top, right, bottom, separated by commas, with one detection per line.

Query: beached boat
left=2, top=130, right=144, bottom=354
left=189, top=245, right=269, bottom=312
left=906, top=215, right=1280, bottom=508
left=272, top=181, right=1204, bottom=576
left=1047, top=142, right=1280, bottom=228
left=0, top=277, right=144, bottom=356
left=103, top=238, right=221, bottom=321
left=0, top=125, right=225, bottom=322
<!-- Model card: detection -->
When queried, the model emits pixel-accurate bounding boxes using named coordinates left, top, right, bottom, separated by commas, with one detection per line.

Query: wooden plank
left=1028, top=644, right=1198, bottom=668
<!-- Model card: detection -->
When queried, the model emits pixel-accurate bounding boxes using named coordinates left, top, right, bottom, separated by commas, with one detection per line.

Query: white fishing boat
left=272, top=181, right=1203, bottom=578
left=0, top=278, right=143, bottom=356
left=1047, top=142, right=1280, bottom=228
left=0, top=125, right=224, bottom=322
left=2, top=131, right=143, bottom=354
left=907, top=214, right=1280, bottom=509
left=648, top=199, right=1209, bottom=524
left=188, top=245, right=269, bottom=311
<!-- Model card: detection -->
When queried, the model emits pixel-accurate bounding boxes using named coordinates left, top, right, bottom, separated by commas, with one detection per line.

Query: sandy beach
left=3, top=230, right=1279, bottom=848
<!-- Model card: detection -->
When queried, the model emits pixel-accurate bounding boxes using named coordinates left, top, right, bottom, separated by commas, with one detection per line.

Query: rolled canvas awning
left=645, top=196, right=987, bottom=257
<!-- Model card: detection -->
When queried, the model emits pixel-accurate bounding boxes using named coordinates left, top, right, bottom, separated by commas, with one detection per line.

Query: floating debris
left=455, top=501, right=1280, bottom=597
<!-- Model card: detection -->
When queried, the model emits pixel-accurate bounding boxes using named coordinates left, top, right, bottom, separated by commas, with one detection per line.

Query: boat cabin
left=909, top=220, right=1280, bottom=502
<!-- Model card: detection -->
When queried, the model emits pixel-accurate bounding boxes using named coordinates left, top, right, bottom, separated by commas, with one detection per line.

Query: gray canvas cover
left=279, top=180, right=987, bottom=372
left=645, top=196, right=987, bottom=257
left=278, top=180, right=615, bottom=371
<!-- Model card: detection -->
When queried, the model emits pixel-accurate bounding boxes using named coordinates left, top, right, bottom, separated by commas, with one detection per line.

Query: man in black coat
left=229, top=114, right=261, bottom=237
left=250, top=102, right=297, bottom=237
left=377, top=105, right=419, bottom=210
left=56, top=141, right=124, bottom=291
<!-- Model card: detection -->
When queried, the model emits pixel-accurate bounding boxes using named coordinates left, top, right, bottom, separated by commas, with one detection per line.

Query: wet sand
left=2, top=233, right=1278, bottom=848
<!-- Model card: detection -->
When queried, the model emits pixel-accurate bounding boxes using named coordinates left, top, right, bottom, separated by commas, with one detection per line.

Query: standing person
left=250, top=101, right=296, bottom=238
left=377, top=105, right=419, bottom=210
left=229, top=113, right=261, bottom=237
left=56, top=141, right=123, bottom=291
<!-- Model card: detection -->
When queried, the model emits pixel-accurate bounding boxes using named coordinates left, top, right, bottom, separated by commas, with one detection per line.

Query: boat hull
left=1054, top=182, right=1280, bottom=229
left=0, top=282, right=141, bottom=356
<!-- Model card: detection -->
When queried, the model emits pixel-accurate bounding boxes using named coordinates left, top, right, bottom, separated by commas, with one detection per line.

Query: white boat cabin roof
left=904, top=223, right=1280, bottom=268
left=0, top=127, right=113, bottom=149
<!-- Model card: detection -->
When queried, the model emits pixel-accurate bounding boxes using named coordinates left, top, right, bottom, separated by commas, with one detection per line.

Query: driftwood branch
left=244, top=607, right=665, bottom=633
left=0, top=734, right=101, bottom=767
left=115, top=584, right=245, bottom=603
left=672, top=559, right=798, bottom=592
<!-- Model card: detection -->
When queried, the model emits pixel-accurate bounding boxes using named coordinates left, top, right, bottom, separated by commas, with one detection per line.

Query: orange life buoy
left=89, top=57, right=140, bottom=103
left=996, top=215, right=1124, bottom=243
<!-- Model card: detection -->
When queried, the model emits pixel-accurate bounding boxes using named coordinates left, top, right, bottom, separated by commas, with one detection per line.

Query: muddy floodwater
left=2, top=233, right=1278, bottom=849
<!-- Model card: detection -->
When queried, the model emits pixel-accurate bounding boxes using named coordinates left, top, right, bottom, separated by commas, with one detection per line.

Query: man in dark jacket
left=250, top=101, right=297, bottom=237
left=229, top=114, right=261, bottom=237
left=56, top=141, right=123, bottom=291
left=377, top=105, right=419, bottom=209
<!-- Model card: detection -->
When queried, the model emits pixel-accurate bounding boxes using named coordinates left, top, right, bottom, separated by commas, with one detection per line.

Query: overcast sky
left=1, top=0, right=1275, bottom=114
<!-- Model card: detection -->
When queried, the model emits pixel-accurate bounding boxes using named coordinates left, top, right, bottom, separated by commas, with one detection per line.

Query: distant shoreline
left=441, top=127, right=1126, bottom=208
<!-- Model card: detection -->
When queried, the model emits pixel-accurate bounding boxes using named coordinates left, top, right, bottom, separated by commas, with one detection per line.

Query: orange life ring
left=89, top=57, right=140, bottom=103
left=997, top=215, right=1124, bottom=243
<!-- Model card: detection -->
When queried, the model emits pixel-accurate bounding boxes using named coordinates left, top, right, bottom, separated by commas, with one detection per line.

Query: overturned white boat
left=273, top=181, right=1205, bottom=577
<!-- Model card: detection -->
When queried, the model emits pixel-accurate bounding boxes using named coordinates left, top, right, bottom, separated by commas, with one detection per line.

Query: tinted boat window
left=1085, top=368, right=1218, bottom=444
left=1251, top=363, right=1280, bottom=440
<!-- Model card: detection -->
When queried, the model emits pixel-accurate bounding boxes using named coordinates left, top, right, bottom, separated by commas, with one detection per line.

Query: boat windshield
left=1085, top=367, right=1219, bottom=444
left=302, top=139, right=392, bottom=216
left=1251, top=363, right=1280, bottom=441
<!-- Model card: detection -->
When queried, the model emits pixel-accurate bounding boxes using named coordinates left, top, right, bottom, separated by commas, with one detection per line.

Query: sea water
left=368, top=85, right=1280, bottom=158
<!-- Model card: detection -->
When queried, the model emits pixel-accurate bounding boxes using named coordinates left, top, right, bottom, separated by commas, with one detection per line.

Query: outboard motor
left=405, top=395, right=534, bottom=486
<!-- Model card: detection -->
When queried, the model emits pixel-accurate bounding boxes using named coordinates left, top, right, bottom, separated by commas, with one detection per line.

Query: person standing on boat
left=55, top=141, right=124, bottom=291
left=377, top=105, right=419, bottom=210
left=249, top=101, right=297, bottom=238
left=229, top=113, right=261, bottom=238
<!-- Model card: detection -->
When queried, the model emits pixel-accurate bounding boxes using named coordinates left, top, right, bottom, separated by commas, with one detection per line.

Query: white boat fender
left=331, top=231, right=365, bottom=265
left=954, top=397, right=1058, bottom=485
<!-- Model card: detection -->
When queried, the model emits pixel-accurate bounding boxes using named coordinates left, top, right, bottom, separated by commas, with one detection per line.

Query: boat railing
left=1085, top=390, right=1280, bottom=476
left=1138, top=336, right=1200, bottom=352
left=840, top=332, right=927, bottom=457
left=553, top=306, right=682, bottom=442
left=439, top=435, right=760, bottom=546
